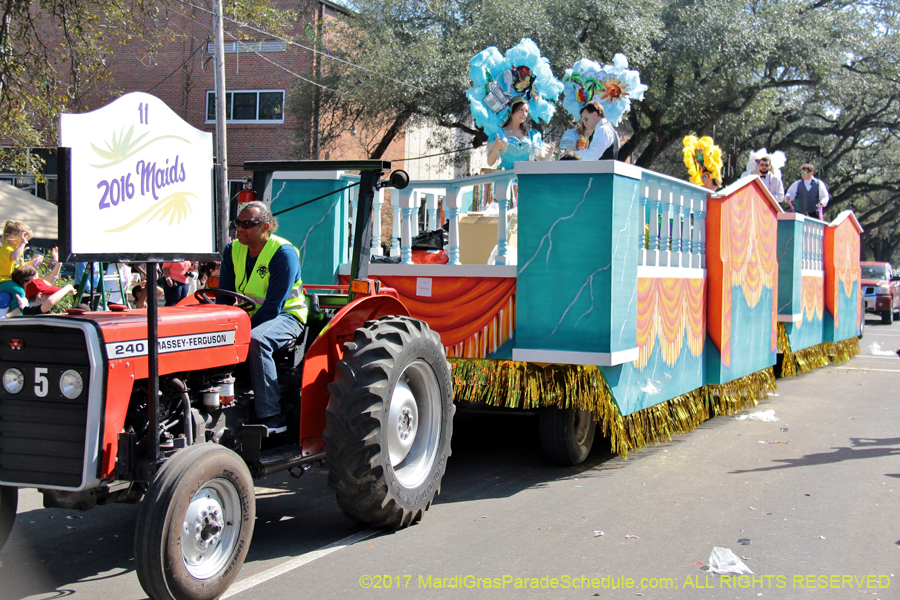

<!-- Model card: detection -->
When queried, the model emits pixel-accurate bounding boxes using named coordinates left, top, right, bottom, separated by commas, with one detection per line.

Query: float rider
left=217, top=200, right=307, bottom=434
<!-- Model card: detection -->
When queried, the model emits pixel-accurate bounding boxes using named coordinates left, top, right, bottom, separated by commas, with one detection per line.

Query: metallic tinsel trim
left=450, top=360, right=776, bottom=458
left=777, top=322, right=859, bottom=377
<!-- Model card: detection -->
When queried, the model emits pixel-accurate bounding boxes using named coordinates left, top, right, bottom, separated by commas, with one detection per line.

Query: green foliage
left=288, top=0, right=900, bottom=259
left=0, top=0, right=295, bottom=175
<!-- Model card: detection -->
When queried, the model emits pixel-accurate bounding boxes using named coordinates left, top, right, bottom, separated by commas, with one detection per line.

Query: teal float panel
left=785, top=312, right=825, bottom=352
left=706, top=285, right=777, bottom=384
left=824, top=284, right=860, bottom=343
left=269, top=177, right=349, bottom=286
left=776, top=220, right=802, bottom=319
left=601, top=337, right=706, bottom=417
left=515, top=170, right=639, bottom=357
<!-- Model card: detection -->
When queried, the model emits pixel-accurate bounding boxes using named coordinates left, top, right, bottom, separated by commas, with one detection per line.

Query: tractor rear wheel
left=134, top=444, right=255, bottom=600
left=539, top=406, right=597, bottom=466
left=881, top=309, right=893, bottom=325
left=324, top=316, right=454, bottom=529
left=0, top=485, right=17, bottom=551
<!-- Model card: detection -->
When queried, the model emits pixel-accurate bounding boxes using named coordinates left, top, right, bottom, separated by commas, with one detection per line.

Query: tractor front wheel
left=0, top=485, right=17, bottom=551
left=324, top=316, right=454, bottom=529
left=134, top=444, right=255, bottom=600
left=539, top=406, right=597, bottom=466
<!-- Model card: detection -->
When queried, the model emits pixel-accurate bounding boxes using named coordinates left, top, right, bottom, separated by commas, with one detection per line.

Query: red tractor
left=0, top=162, right=454, bottom=600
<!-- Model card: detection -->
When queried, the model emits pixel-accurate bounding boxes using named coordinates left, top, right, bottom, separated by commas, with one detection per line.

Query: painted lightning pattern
left=518, top=178, right=593, bottom=275
left=617, top=184, right=640, bottom=343
left=567, top=262, right=612, bottom=333
left=271, top=181, right=288, bottom=204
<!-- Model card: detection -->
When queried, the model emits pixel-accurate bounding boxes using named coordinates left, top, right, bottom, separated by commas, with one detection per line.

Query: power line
left=174, top=0, right=428, bottom=93
left=145, top=36, right=209, bottom=93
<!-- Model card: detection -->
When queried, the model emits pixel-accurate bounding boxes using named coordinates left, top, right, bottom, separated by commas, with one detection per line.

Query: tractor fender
left=298, top=294, right=410, bottom=455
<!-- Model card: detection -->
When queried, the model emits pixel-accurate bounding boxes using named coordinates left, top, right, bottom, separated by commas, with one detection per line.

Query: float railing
left=801, top=216, right=825, bottom=272
left=638, top=171, right=708, bottom=271
left=398, top=170, right=518, bottom=265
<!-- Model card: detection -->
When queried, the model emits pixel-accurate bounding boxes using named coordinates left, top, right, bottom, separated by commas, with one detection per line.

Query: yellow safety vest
left=232, top=235, right=308, bottom=324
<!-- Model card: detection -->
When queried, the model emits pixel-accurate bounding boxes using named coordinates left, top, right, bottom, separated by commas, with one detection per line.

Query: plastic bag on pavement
left=708, top=547, right=753, bottom=575
left=736, top=409, right=779, bottom=422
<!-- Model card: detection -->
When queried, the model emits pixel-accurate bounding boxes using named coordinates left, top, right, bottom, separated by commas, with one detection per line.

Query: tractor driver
left=217, top=201, right=308, bottom=434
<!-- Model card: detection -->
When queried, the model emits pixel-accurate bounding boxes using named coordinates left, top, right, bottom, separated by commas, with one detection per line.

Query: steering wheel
left=194, top=287, right=258, bottom=312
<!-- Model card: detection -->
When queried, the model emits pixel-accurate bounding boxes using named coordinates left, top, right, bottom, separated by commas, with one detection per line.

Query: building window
left=206, top=90, right=284, bottom=123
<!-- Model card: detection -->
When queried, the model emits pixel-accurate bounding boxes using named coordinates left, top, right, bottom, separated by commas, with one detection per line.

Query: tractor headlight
left=59, top=370, right=84, bottom=399
left=3, top=368, right=24, bottom=394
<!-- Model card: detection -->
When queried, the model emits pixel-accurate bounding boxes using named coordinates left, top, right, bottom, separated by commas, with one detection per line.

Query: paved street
left=1, top=316, right=897, bottom=600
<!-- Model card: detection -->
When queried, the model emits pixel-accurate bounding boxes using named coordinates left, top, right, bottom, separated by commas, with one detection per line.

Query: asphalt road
left=1, top=316, right=897, bottom=600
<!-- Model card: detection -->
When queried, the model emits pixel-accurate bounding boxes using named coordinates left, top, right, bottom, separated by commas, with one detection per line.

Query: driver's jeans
left=248, top=312, right=304, bottom=419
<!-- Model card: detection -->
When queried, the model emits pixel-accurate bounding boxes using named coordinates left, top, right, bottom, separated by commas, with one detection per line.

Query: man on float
left=785, top=163, right=830, bottom=219
left=742, top=150, right=785, bottom=204
left=572, top=101, right=619, bottom=161
left=217, top=200, right=307, bottom=434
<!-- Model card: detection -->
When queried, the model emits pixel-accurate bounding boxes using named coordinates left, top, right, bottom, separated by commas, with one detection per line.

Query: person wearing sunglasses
left=570, top=101, right=619, bottom=161
left=741, top=149, right=785, bottom=204
left=785, top=164, right=830, bottom=219
left=217, top=201, right=308, bottom=434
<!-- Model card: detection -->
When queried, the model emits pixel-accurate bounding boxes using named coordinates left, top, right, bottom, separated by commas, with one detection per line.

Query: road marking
left=835, top=367, right=900, bottom=373
left=855, top=355, right=899, bottom=360
left=223, top=529, right=378, bottom=598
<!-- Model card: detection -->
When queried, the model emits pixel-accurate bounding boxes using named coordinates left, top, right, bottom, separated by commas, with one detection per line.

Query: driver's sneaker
left=258, top=413, right=287, bottom=434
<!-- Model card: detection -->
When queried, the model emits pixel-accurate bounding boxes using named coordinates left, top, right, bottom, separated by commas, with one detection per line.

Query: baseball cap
left=25, top=278, right=63, bottom=297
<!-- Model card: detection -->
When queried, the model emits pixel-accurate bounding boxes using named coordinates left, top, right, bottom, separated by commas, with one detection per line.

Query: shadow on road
left=729, top=435, right=900, bottom=474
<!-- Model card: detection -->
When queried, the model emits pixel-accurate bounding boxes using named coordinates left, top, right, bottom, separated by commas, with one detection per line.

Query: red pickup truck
left=861, top=262, right=900, bottom=324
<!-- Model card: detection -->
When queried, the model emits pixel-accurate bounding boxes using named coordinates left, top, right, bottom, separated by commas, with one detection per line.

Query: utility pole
left=213, top=0, right=228, bottom=243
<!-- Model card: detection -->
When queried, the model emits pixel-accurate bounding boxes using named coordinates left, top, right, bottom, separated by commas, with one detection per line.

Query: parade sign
left=59, top=92, right=217, bottom=258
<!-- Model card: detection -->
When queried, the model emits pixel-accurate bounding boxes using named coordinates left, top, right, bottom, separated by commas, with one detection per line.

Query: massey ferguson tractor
left=0, top=162, right=455, bottom=600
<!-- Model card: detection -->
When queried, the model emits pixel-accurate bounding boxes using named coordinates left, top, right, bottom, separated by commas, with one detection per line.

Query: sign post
left=59, top=92, right=220, bottom=468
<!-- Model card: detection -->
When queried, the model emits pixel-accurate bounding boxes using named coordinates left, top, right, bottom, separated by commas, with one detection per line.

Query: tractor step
left=253, top=445, right=325, bottom=478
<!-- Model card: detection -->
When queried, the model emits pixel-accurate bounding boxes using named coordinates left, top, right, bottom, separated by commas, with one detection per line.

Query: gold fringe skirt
left=450, top=360, right=776, bottom=458
left=777, top=323, right=860, bottom=377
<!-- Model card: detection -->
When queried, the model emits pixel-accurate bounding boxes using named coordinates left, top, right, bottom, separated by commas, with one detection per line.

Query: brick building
left=3, top=0, right=415, bottom=210
left=102, top=0, right=413, bottom=210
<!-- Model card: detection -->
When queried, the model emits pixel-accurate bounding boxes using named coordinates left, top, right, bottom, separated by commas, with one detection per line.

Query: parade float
left=245, top=156, right=862, bottom=464
left=238, top=42, right=860, bottom=465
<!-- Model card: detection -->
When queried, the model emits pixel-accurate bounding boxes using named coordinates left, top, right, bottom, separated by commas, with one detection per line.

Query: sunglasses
left=232, top=219, right=263, bottom=230
left=800, top=170, right=811, bottom=175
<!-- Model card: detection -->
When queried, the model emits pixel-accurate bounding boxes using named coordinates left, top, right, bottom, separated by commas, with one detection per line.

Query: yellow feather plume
left=682, top=135, right=723, bottom=187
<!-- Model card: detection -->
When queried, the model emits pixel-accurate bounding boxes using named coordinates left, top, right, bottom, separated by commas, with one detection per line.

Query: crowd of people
left=0, top=218, right=223, bottom=319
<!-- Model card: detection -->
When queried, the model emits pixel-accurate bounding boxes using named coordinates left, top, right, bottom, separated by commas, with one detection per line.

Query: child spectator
left=18, top=277, right=76, bottom=315
left=0, top=265, right=38, bottom=317
left=0, top=221, right=41, bottom=282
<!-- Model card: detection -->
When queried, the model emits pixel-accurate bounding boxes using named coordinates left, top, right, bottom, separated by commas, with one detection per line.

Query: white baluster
left=411, top=190, right=420, bottom=237
left=370, top=187, right=384, bottom=256
left=672, top=190, right=687, bottom=267
left=659, top=182, right=672, bottom=267
left=639, top=179, right=649, bottom=267
left=445, top=188, right=461, bottom=265
left=684, top=193, right=694, bottom=257
left=399, top=188, right=415, bottom=265
left=425, top=193, right=438, bottom=231
left=495, top=179, right=510, bottom=265
left=648, top=179, right=661, bottom=267
left=695, top=194, right=706, bottom=269
left=390, top=192, right=401, bottom=257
